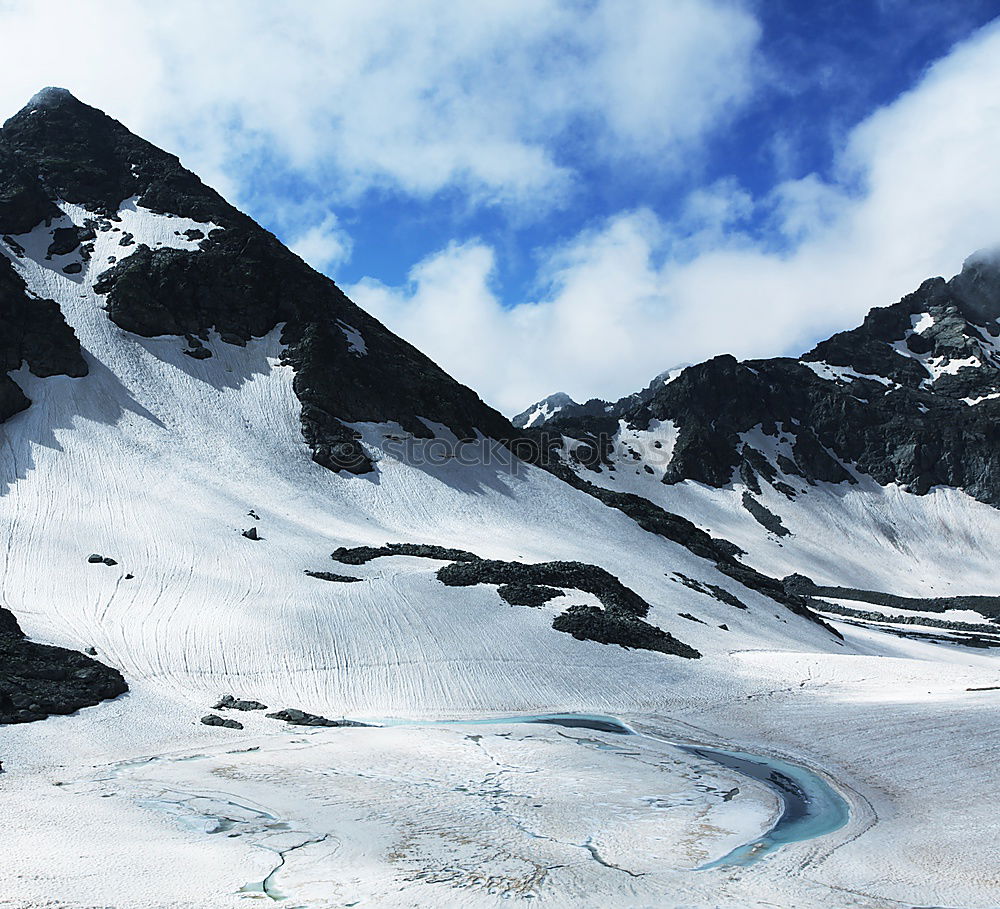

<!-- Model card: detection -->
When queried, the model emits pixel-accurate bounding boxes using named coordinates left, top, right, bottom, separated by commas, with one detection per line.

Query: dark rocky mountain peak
left=948, top=247, right=1000, bottom=323
left=513, top=392, right=579, bottom=428
left=533, top=253, right=1000, bottom=506
left=0, top=88, right=514, bottom=473
left=25, top=86, right=77, bottom=108
left=515, top=367, right=688, bottom=434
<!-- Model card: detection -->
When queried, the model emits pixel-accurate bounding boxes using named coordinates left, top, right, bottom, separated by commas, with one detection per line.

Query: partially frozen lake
left=382, top=712, right=851, bottom=869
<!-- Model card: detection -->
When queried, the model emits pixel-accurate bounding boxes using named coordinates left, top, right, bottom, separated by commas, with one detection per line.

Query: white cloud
left=288, top=214, right=353, bottom=275
left=351, top=213, right=684, bottom=412
left=0, top=0, right=760, bottom=209
left=351, top=21, right=1000, bottom=414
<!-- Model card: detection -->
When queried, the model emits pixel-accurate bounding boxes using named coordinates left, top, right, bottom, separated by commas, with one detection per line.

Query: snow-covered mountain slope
left=3, top=89, right=1000, bottom=908
left=528, top=251, right=1000, bottom=605
left=1, top=201, right=843, bottom=713
left=0, top=89, right=851, bottom=712
left=1, top=87, right=514, bottom=476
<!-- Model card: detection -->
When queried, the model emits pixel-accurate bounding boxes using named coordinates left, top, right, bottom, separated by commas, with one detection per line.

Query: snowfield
left=3, top=205, right=1000, bottom=907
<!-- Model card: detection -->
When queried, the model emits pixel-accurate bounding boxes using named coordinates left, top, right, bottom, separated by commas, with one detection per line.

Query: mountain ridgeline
left=524, top=252, right=1000, bottom=506
left=0, top=87, right=512, bottom=474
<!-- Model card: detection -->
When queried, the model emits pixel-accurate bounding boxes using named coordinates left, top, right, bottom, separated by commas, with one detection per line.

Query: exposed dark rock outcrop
left=201, top=714, right=244, bottom=730
left=331, top=543, right=481, bottom=565
left=305, top=571, right=363, bottom=583
left=436, top=558, right=700, bottom=658
left=782, top=573, right=1000, bottom=620
left=326, top=541, right=700, bottom=657
left=808, top=600, right=999, bottom=635
left=496, top=584, right=564, bottom=607
left=265, top=708, right=370, bottom=728
left=213, top=694, right=268, bottom=711
left=0, top=604, right=127, bottom=724
left=741, top=492, right=790, bottom=537
left=437, top=559, right=651, bottom=616
left=47, top=225, right=92, bottom=257
left=0, top=88, right=513, bottom=473
left=552, top=605, right=701, bottom=658
left=673, top=573, right=749, bottom=611
left=0, top=142, right=59, bottom=233
left=0, top=255, right=87, bottom=424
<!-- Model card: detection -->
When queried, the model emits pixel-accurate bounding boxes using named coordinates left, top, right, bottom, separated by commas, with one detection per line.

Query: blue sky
left=324, top=0, right=1000, bottom=295
left=2, top=1, right=1000, bottom=412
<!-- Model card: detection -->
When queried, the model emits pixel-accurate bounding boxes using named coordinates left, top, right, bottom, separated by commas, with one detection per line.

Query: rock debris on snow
left=213, top=694, right=268, bottom=711
left=200, top=714, right=243, bottom=730
left=265, top=708, right=371, bottom=728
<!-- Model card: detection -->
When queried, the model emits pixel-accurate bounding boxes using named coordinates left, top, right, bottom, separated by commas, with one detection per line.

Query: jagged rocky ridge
left=0, top=88, right=511, bottom=473
left=513, top=369, right=682, bottom=430
left=0, top=253, right=86, bottom=423
left=528, top=249, right=1000, bottom=506
left=0, top=604, right=127, bottom=724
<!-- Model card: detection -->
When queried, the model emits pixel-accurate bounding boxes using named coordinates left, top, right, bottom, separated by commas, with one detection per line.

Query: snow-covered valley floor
left=6, top=630, right=1000, bottom=908
left=2, top=205, right=1000, bottom=907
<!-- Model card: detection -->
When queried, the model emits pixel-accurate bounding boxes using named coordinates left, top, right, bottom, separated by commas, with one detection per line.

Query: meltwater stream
left=384, top=713, right=850, bottom=869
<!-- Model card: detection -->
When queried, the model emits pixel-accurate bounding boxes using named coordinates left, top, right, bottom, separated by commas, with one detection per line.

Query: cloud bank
left=0, top=0, right=759, bottom=208
left=350, top=21, right=1000, bottom=412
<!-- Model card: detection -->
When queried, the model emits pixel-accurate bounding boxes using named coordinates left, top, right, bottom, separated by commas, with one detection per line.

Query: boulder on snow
left=47, top=226, right=82, bottom=256
left=305, top=570, right=363, bottom=583
left=213, top=694, right=267, bottom=712
left=242, top=527, right=260, bottom=541
left=87, top=553, right=104, bottom=563
left=201, top=714, right=243, bottom=730
left=265, top=708, right=370, bottom=728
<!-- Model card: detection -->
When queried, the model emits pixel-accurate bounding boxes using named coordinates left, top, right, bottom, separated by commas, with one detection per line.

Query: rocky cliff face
left=530, top=250, right=1000, bottom=506
left=0, top=254, right=87, bottom=423
left=0, top=88, right=513, bottom=473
